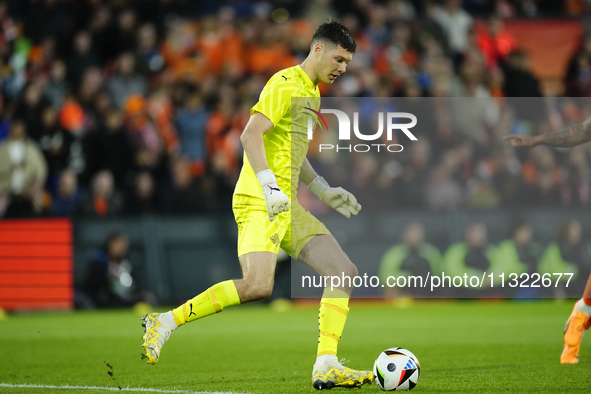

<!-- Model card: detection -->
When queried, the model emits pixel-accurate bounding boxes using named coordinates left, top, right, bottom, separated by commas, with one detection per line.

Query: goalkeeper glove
left=256, top=169, right=290, bottom=222
left=308, top=176, right=361, bottom=218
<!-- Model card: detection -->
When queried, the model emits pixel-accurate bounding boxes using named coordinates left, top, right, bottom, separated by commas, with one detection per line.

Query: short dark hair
left=311, top=21, right=356, bottom=53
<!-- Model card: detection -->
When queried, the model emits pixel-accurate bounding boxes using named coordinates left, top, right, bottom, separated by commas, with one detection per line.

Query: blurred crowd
left=379, top=218, right=591, bottom=298
left=1, top=0, right=591, bottom=218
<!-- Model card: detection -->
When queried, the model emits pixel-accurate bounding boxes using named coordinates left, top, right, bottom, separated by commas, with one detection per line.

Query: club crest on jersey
left=270, top=233, right=280, bottom=247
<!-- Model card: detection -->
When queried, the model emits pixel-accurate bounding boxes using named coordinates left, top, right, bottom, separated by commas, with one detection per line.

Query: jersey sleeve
left=251, top=79, right=298, bottom=126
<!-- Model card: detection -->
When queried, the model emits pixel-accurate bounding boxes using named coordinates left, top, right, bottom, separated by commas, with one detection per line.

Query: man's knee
left=238, top=251, right=277, bottom=302
left=344, top=262, right=358, bottom=278
left=249, top=280, right=274, bottom=301
left=241, top=277, right=274, bottom=302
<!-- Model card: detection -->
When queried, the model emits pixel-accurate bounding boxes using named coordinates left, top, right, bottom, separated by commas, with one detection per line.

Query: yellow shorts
left=232, top=194, right=330, bottom=259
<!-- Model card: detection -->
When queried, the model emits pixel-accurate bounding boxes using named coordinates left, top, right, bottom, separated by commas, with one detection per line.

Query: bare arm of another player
left=240, top=111, right=274, bottom=173
left=504, top=116, right=591, bottom=148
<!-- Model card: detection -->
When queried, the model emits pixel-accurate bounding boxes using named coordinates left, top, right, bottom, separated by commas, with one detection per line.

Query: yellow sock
left=172, top=280, right=241, bottom=326
left=317, top=288, right=350, bottom=357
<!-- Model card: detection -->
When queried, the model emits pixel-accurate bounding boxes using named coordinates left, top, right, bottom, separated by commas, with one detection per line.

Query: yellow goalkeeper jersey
left=234, top=65, right=320, bottom=200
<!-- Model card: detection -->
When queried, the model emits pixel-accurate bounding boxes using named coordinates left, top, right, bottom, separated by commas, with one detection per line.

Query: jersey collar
left=296, top=65, right=317, bottom=90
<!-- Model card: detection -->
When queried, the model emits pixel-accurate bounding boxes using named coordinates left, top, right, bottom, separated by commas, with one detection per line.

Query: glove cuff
left=308, top=176, right=329, bottom=197
left=256, top=169, right=277, bottom=187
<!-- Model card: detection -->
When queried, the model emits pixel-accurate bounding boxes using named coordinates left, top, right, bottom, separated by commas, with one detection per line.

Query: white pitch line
left=0, top=383, right=248, bottom=394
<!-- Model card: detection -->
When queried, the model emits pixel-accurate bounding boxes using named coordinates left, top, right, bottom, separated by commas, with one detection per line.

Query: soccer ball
left=373, top=347, right=420, bottom=391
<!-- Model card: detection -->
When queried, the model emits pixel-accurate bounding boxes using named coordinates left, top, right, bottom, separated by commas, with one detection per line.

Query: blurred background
left=3, top=0, right=591, bottom=310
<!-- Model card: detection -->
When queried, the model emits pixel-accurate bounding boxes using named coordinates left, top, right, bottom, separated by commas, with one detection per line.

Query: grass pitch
left=0, top=300, right=590, bottom=393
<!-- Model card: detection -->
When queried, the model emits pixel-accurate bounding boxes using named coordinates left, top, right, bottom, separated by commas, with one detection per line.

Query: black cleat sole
left=313, top=380, right=335, bottom=390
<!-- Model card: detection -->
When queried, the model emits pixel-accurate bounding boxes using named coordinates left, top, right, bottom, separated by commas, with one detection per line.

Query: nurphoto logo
left=304, top=107, right=418, bottom=153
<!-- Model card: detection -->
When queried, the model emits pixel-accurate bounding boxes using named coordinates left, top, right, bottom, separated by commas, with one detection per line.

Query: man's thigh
left=297, top=233, right=354, bottom=277
left=233, top=194, right=289, bottom=257
left=282, top=203, right=330, bottom=259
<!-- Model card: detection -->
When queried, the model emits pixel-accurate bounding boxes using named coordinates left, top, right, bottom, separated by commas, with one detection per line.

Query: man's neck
left=300, top=57, right=319, bottom=86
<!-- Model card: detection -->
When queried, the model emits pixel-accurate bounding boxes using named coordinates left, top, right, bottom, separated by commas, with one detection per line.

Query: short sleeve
left=251, top=80, right=297, bottom=126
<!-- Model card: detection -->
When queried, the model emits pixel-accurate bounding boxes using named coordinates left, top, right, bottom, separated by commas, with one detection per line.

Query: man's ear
left=313, top=42, right=323, bottom=57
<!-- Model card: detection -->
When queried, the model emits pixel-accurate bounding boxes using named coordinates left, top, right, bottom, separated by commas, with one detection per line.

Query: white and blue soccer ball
left=373, top=347, right=420, bottom=391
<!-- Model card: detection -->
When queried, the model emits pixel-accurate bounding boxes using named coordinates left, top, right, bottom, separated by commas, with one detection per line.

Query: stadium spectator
left=538, top=219, right=591, bottom=297
left=57, top=99, right=89, bottom=180
left=173, top=91, right=209, bottom=177
left=491, top=147, right=526, bottom=207
left=28, top=36, right=58, bottom=78
left=13, top=81, right=51, bottom=141
left=449, top=93, right=498, bottom=149
left=206, top=99, right=246, bottom=183
left=490, top=220, right=542, bottom=296
left=37, top=105, right=73, bottom=180
left=423, top=150, right=464, bottom=210
left=147, top=87, right=179, bottom=155
left=162, top=156, right=213, bottom=214
left=136, top=23, right=165, bottom=77
left=378, top=221, right=442, bottom=297
left=561, top=146, right=591, bottom=207
left=0, top=1, right=16, bottom=46
left=160, top=19, right=201, bottom=82
left=88, top=6, right=112, bottom=64
left=433, top=0, right=473, bottom=60
left=365, top=4, right=390, bottom=47
left=125, top=171, right=158, bottom=215
left=195, top=16, right=229, bottom=77
left=106, top=52, right=148, bottom=110
left=246, top=22, right=296, bottom=76
left=104, top=8, right=138, bottom=62
left=374, top=22, right=419, bottom=77
left=81, top=231, right=154, bottom=309
left=93, top=110, right=135, bottom=189
left=122, top=94, right=165, bottom=173
left=0, top=119, right=48, bottom=218
left=66, top=31, right=100, bottom=88
left=415, top=1, right=450, bottom=56
left=564, top=32, right=591, bottom=97
left=442, top=222, right=494, bottom=296
left=399, top=139, right=432, bottom=207
left=477, top=15, right=516, bottom=70
left=520, top=146, right=562, bottom=206
left=51, top=168, right=84, bottom=217
left=385, top=0, right=416, bottom=22
left=81, top=169, right=124, bottom=218
left=43, top=60, right=69, bottom=110
left=502, top=50, right=542, bottom=98
left=77, top=67, right=104, bottom=110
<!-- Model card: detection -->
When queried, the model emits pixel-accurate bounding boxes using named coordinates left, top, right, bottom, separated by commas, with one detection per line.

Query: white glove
left=308, top=176, right=361, bottom=218
left=257, top=169, right=290, bottom=222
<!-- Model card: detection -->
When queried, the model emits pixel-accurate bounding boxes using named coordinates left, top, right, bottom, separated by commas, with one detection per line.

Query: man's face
left=315, top=43, right=353, bottom=84
left=466, top=224, right=487, bottom=248
left=403, top=223, right=425, bottom=250
left=108, top=237, right=129, bottom=261
left=9, top=122, right=25, bottom=140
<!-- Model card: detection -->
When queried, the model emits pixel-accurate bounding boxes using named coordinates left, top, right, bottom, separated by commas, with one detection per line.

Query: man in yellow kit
left=141, top=21, right=374, bottom=390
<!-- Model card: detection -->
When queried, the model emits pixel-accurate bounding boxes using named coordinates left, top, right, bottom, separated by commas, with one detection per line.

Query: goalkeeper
left=142, top=21, right=373, bottom=390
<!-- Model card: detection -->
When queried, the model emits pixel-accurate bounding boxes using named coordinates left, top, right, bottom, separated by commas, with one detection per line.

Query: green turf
left=0, top=300, right=590, bottom=393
